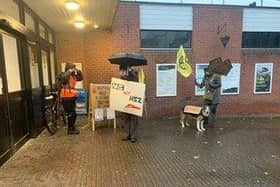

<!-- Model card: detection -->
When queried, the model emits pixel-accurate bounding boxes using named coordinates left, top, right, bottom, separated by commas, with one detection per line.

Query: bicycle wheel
left=45, top=108, right=57, bottom=135
left=58, top=103, right=67, bottom=126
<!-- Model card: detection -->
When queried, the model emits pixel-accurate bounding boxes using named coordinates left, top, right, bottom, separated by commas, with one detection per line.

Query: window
left=39, top=23, right=47, bottom=40
left=242, top=32, right=280, bottom=48
left=28, top=45, right=40, bottom=88
left=24, top=11, right=35, bottom=32
left=141, top=30, right=191, bottom=48
left=48, top=30, right=54, bottom=44
left=41, top=50, right=49, bottom=86
left=0, top=76, right=2, bottom=95
left=2, top=34, right=22, bottom=92
left=50, top=50, right=56, bottom=84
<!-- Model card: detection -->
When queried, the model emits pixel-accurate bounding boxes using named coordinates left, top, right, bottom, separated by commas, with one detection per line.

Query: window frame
left=140, top=30, right=192, bottom=49
left=242, top=32, right=280, bottom=49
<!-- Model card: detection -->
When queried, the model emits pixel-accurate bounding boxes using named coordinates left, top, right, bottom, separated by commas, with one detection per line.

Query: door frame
left=0, top=34, right=12, bottom=165
left=0, top=28, right=30, bottom=163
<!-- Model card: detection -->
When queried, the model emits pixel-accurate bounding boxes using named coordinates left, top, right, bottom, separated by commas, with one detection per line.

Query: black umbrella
left=108, top=53, right=147, bottom=67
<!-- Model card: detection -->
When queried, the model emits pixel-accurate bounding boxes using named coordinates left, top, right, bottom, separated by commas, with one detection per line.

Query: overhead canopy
left=23, top=0, right=119, bottom=32
left=108, top=53, right=147, bottom=67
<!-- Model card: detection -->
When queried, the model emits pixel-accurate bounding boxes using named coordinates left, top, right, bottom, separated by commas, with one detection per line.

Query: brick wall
left=56, top=3, right=140, bottom=88
left=192, top=6, right=243, bottom=62
left=141, top=50, right=194, bottom=118
left=112, top=3, right=140, bottom=53
left=56, top=3, right=280, bottom=118
left=56, top=32, right=87, bottom=85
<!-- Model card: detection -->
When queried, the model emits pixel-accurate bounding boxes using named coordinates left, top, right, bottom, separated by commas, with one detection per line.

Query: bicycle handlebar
left=49, top=91, right=59, bottom=95
left=45, top=95, right=54, bottom=100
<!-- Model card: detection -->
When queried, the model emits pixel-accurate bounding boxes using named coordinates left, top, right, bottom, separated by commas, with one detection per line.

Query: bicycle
left=44, top=91, right=67, bottom=135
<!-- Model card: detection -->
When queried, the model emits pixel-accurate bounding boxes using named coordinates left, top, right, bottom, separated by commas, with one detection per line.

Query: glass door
left=28, top=44, right=43, bottom=137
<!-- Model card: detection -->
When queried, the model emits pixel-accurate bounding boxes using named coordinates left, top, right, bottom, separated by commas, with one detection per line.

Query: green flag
left=176, top=45, right=192, bottom=78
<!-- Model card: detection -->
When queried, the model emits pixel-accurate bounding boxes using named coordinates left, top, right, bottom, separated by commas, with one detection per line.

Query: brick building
left=57, top=1, right=280, bottom=118
left=0, top=0, right=280, bottom=165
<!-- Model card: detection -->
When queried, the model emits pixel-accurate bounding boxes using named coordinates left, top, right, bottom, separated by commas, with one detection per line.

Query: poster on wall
left=195, top=63, right=208, bottom=95
left=61, top=62, right=83, bottom=88
left=254, top=63, right=273, bottom=94
left=221, top=63, right=241, bottom=95
left=156, top=64, right=177, bottom=97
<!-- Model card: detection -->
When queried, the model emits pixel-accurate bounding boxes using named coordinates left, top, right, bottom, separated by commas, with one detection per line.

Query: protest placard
left=110, top=78, right=146, bottom=117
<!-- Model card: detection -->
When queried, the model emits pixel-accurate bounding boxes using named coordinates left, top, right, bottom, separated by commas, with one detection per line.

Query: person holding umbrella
left=108, top=53, right=147, bottom=142
left=119, top=65, right=139, bottom=143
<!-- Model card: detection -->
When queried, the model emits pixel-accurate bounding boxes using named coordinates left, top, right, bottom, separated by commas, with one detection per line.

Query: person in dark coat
left=195, top=67, right=221, bottom=126
left=119, top=65, right=139, bottom=143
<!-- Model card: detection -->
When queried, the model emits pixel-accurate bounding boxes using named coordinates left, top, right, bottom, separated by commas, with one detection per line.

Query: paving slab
left=0, top=117, right=279, bottom=186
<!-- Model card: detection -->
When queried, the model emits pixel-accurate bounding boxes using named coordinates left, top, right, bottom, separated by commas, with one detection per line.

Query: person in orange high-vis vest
left=60, top=63, right=83, bottom=135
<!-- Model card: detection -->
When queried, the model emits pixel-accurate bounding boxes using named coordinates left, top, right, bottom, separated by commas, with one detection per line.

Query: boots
left=68, top=126, right=80, bottom=135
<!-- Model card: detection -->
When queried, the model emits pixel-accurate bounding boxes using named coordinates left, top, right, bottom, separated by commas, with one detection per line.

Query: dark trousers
left=124, top=114, right=138, bottom=139
left=62, top=98, right=76, bottom=129
left=206, top=103, right=218, bottom=125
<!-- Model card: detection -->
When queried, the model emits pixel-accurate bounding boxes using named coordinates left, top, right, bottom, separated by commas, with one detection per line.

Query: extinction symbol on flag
left=176, top=45, right=192, bottom=78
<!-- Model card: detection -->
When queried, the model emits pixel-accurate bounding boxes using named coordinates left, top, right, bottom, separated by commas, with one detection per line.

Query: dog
left=180, top=105, right=210, bottom=132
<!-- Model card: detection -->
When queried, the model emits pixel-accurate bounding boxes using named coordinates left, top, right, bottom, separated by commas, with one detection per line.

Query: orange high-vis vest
left=60, top=75, right=77, bottom=98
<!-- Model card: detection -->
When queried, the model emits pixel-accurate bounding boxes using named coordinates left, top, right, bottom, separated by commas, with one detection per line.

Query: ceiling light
left=65, top=1, right=80, bottom=10
left=74, top=21, right=85, bottom=29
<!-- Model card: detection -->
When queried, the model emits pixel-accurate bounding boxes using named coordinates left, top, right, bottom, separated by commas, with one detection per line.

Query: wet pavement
left=0, top=116, right=279, bottom=186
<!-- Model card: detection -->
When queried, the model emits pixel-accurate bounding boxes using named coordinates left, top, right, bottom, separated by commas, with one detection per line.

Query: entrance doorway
left=0, top=31, right=29, bottom=165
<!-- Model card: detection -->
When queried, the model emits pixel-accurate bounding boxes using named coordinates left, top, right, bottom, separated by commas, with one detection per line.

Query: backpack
left=56, top=71, right=71, bottom=90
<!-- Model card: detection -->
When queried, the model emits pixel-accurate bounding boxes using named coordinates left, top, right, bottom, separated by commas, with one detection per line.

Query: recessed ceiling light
left=65, top=1, right=80, bottom=10
left=74, top=21, right=85, bottom=29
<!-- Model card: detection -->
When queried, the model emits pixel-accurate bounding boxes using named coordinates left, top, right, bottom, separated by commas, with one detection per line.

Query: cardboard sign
left=94, top=108, right=104, bottom=121
left=208, top=57, right=232, bottom=76
left=184, top=105, right=202, bottom=114
left=88, top=84, right=110, bottom=120
left=110, top=78, right=146, bottom=117
left=106, top=108, right=116, bottom=120
left=89, top=84, right=110, bottom=113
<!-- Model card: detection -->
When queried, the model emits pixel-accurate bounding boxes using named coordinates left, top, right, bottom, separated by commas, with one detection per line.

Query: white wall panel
left=0, top=0, right=20, bottom=22
left=140, top=4, right=192, bottom=30
left=243, top=8, right=280, bottom=32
